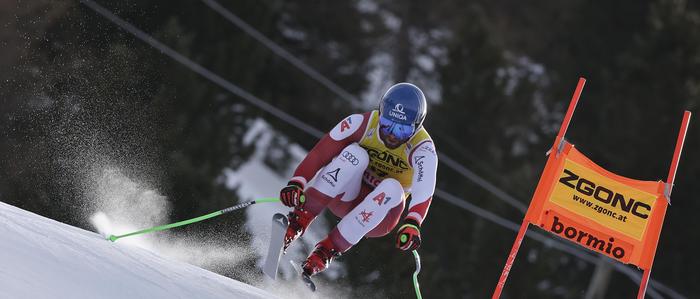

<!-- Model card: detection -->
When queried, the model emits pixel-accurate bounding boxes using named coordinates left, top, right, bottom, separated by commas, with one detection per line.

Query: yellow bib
left=359, top=110, right=432, bottom=190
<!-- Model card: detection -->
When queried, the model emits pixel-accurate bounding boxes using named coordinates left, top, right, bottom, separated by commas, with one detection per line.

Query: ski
left=263, top=213, right=288, bottom=280
left=289, top=260, right=316, bottom=292
left=301, top=273, right=317, bottom=292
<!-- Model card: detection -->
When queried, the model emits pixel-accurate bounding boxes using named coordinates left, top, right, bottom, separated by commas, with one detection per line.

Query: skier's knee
left=376, top=178, right=403, bottom=196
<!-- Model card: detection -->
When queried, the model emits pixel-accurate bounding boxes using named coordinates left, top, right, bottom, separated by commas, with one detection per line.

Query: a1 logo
left=373, top=192, right=391, bottom=206
left=340, top=117, right=352, bottom=132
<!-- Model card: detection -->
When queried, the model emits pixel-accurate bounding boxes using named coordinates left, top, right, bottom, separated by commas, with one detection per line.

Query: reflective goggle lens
left=379, top=115, right=416, bottom=141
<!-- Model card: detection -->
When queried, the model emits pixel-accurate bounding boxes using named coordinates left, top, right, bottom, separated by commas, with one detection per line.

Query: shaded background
left=1, top=0, right=699, bottom=298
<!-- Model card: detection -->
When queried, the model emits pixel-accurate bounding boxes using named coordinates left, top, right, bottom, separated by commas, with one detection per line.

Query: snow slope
left=0, top=201, right=279, bottom=299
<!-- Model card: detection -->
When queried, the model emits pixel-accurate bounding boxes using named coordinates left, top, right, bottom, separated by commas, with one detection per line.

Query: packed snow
left=0, top=200, right=278, bottom=299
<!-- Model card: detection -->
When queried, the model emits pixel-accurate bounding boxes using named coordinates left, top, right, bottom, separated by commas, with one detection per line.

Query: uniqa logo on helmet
left=389, top=103, right=408, bottom=121
left=380, top=82, right=427, bottom=128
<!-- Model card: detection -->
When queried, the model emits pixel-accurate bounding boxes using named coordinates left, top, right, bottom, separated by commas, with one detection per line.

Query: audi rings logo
left=342, top=151, right=360, bottom=165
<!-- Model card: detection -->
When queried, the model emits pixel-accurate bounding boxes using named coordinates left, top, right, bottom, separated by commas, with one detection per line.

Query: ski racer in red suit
left=279, top=82, right=438, bottom=278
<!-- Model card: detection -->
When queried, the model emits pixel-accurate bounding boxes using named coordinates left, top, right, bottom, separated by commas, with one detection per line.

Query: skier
left=279, top=82, right=438, bottom=280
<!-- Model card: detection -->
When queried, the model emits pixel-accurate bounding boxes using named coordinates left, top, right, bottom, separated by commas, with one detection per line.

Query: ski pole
left=412, top=250, right=423, bottom=299
left=106, top=197, right=280, bottom=242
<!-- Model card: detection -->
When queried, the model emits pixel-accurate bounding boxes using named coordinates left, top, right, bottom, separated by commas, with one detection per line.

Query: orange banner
left=524, top=140, right=668, bottom=269
left=493, top=78, right=688, bottom=299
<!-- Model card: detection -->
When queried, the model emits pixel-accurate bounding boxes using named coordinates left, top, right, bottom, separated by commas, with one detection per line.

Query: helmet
left=378, top=83, right=427, bottom=145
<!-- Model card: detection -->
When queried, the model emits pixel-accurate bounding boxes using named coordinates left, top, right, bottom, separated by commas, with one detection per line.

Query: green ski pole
left=106, top=197, right=280, bottom=242
left=412, top=250, right=423, bottom=299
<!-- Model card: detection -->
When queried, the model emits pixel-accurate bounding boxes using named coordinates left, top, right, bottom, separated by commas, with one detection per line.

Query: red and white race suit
left=289, top=110, right=437, bottom=251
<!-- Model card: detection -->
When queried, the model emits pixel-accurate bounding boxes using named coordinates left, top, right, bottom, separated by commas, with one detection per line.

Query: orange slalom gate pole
left=637, top=111, right=691, bottom=299
left=557, top=78, right=586, bottom=140
left=492, top=221, right=529, bottom=298
left=492, top=77, right=586, bottom=298
left=665, top=111, right=691, bottom=192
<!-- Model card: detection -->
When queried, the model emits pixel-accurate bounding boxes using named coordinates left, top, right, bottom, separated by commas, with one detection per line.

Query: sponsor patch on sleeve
left=329, top=114, right=364, bottom=141
left=420, top=142, right=436, bottom=156
left=415, top=141, right=436, bottom=158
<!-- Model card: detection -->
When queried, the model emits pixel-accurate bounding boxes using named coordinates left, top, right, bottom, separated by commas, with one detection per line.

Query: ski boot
left=301, top=238, right=341, bottom=277
left=283, top=208, right=314, bottom=252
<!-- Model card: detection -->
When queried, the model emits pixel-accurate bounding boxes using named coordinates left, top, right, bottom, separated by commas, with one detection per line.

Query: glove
left=280, top=180, right=305, bottom=207
left=396, top=220, right=421, bottom=251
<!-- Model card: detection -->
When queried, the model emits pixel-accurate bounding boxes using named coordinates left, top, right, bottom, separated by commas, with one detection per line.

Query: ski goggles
left=379, top=115, right=416, bottom=142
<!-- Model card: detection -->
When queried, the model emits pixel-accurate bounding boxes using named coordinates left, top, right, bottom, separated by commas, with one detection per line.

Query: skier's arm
left=406, top=141, right=438, bottom=226
left=289, top=112, right=370, bottom=188
left=396, top=141, right=437, bottom=250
